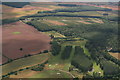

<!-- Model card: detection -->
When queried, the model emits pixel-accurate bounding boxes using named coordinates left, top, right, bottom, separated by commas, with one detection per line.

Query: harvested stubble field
left=109, top=52, right=120, bottom=60
left=2, top=5, right=53, bottom=19
left=2, top=21, right=51, bottom=63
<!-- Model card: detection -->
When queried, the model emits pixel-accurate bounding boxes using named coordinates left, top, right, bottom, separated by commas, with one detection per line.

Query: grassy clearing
left=43, top=31, right=66, bottom=38
left=62, top=40, right=86, bottom=47
left=29, top=70, right=72, bottom=78
left=88, top=62, right=103, bottom=76
left=57, top=11, right=102, bottom=17
left=10, top=69, right=72, bottom=78
left=12, top=32, right=21, bottom=34
left=2, top=53, right=49, bottom=75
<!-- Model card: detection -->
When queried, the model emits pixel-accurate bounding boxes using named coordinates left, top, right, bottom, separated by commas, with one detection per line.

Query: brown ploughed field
left=2, top=21, right=51, bottom=63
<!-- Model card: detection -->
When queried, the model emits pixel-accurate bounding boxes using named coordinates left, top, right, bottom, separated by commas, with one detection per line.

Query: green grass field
left=88, top=62, right=103, bottom=76
left=43, top=31, right=66, bottom=38
left=29, top=70, right=72, bottom=78
left=12, top=32, right=21, bottom=34
left=2, top=53, right=49, bottom=75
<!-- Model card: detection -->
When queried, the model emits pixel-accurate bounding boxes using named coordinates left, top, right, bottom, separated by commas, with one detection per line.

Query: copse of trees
left=37, top=5, right=112, bottom=14
left=101, top=52, right=120, bottom=66
left=2, top=2, right=30, bottom=8
left=38, top=11, right=57, bottom=14
left=2, top=18, right=19, bottom=25
left=74, top=46, right=84, bottom=55
left=107, top=34, right=120, bottom=52
left=51, top=41, right=61, bottom=56
left=99, top=59, right=120, bottom=76
left=61, top=46, right=72, bottom=60
left=31, top=64, right=45, bottom=71
left=26, top=21, right=56, bottom=32
left=58, top=4, right=78, bottom=7
left=71, top=46, right=93, bottom=72
left=25, top=13, right=102, bottom=18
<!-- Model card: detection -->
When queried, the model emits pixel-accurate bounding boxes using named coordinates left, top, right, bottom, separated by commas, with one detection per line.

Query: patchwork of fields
left=2, top=3, right=66, bottom=19
left=1, top=2, right=120, bottom=79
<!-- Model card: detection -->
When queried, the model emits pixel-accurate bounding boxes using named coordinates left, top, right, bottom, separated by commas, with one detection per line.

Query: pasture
left=10, top=69, right=72, bottom=78
left=2, top=53, right=49, bottom=75
left=29, top=70, right=72, bottom=78
left=44, top=20, right=67, bottom=26
left=43, top=31, right=66, bottom=38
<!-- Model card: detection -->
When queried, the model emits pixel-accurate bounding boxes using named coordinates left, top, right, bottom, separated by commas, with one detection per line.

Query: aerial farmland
left=1, top=2, right=120, bottom=79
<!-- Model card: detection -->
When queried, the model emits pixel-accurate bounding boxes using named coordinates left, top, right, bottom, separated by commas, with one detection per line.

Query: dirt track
left=2, top=21, right=51, bottom=63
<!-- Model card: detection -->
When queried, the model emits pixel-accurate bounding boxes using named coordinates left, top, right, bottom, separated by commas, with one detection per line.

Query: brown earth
left=2, top=56, right=8, bottom=64
left=109, top=52, right=120, bottom=60
left=2, top=5, right=53, bottom=19
left=2, top=21, right=51, bottom=62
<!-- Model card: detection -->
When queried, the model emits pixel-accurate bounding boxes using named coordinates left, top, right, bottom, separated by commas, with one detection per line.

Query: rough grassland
left=2, top=53, right=49, bottom=75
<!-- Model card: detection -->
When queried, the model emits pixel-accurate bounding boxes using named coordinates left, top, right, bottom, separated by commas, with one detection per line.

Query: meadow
left=2, top=53, right=49, bottom=75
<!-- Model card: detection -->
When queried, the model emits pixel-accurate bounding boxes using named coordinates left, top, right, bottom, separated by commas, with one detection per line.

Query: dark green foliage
left=99, top=59, right=120, bottom=76
left=19, top=69, right=24, bottom=71
left=25, top=13, right=102, bottom=18
left=101, top=52, right=120, bottom=66
left=61, top=46, right=72, bottom=60
left=2, top=18, right=19, bottom=25
left=31, top=66, right=44, bottom=71
left=74, top=46, right=84, bottom=55
left=7, top=59, right=13, bottom=63
left=43, top=50, right=49, bottom=53
left=24, top=54, right=31, bottom=57
left=71, top=46, right=93, bottom=72
left=58, top=4, right=78, bottom=7
left=31, top=63, right=45, bottom=71
left=71, top=55, right=93, bottom=72
left=26, top=21, right=55, bottom=32
left=2, top=2, right=30, bottom=8
left=107, top=35, right=120, bottom=52
left=50, top=35, right=54, bottom=39
left=51, top=41, right=61, bottom=56
left=73, top=77, right=79, bottom=80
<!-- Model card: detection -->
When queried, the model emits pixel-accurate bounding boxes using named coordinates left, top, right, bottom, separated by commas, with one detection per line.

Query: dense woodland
left=51, top=41, right=61, bottom=56
left=61, top=46, right=72, bottom=60
left=71, top=46, right=93, bottom=72
left=2, top=2, right=30, bottom=8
